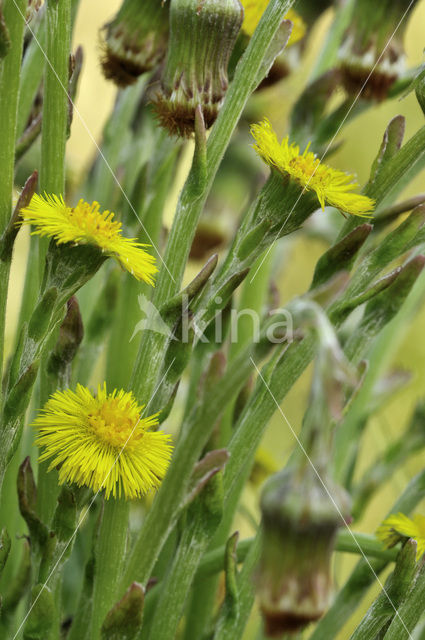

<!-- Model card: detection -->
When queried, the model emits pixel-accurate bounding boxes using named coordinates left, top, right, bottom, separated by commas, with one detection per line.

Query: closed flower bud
left=153, top=0, right=243, bottom=137
left=338, top=0, right=419, bottom=100
left=101, top=0, right=169, bottom=88
left=257, top=464, right=350, bottom=636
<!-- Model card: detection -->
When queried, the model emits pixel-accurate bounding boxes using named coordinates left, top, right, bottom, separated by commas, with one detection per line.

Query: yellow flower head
left=20, top=193, right=158, bottom=285
left=241, top=2, right=306, bottom=45
left=377, top=512, right=425, bottom=560
left=251, top=119, right=375, bottom=217
left=34, top=383, right=173, bottom=499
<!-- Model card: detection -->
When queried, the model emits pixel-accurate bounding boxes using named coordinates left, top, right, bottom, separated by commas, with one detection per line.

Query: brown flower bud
left=257, top=464, right=350, bottom=636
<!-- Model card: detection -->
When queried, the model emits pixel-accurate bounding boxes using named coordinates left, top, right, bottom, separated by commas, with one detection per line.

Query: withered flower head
left=257, top=464, right=350, bottom=636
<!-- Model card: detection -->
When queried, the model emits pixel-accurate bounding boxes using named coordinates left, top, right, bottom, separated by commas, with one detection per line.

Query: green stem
left=131, top=0, right=296, bottom=404
left=91, top=498, right=129, bottom=640
left=146, top=476, right=222, bottom=640
left=0, top=0, right=27, bottom=404
left=14, top=0, right=77, bottom=336
left=224, top=335, right=316, bottom=499
left=16, top=13, right=47, bottom=138
left=0, top=0, right=27, bottom=233
left=120, top=338, right=277, bottom=592
left=183, top=251, right=275, bottom=639
left=35, top=0, right=72, bottom=528
left=40, top=0, right=71, bottom=196
left=198, top=531, right=397, bottom=578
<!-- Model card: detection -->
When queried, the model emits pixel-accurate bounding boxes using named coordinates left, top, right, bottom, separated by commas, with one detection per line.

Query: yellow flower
left=377, top=512, right=425, bottom=560
left=241, top=2, right=306, bottom=45
left=251, top=119, right=375, bottom=217
left=20, top=193, right=158, bottom=285
left=34, top=383, right=173, bottom=499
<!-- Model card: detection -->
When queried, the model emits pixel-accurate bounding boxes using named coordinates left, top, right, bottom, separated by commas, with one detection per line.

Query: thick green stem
left=17, top=14, right=47, bottom=138
left=34, top=0, right=71, bottom=523
left=40, top=0, right=71, bottom=196
left=91, top=498, right=129, bottom=640
left=184, top=251, right=275, bottom=638
left=199, top=531, right=397, bottom=578
left=131, top=0, right=295, bottom=405
left=0, top=0, right=27, bottom=233
left=120, top=339, right=276, bottom=592
left=0, top=0, right=27, bottom=403
left=146, top=475, right=223, bottom=640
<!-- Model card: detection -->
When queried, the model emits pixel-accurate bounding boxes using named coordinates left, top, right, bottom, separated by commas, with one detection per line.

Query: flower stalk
left=90, top=498, right=130, bottom=640
left=131, top=0, right=296, bottom=408
left=0, top=0, right=27, bottom=408
left=40, top=0, right=71, bottom=188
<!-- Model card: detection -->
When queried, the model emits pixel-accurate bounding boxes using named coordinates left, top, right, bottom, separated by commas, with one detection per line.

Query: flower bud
left=153, top=0, right=243, bottom=137
left=257, top=464, right=350, bottom=636
left=338, top=0, right=419, bottom=100
left=101, top=0, right=169, bottom=87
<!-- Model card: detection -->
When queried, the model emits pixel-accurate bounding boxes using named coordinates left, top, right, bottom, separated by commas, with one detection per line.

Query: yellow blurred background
left=7, top=1, right=425, bottom=637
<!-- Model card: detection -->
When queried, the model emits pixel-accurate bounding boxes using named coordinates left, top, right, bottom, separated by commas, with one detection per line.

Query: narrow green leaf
left=17, top=457, right=49, bottom=552
left=311, top=223, right=372, bottom=289
left=350, top=539, right=417, bottom=640
left=0, top=527, right=11, bottom=576
left=383, top=555, right=425, bottom=640
left=370, top=116, right=406, bottom=184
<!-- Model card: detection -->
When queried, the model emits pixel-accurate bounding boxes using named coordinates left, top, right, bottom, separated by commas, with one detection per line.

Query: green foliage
left=1, top=0, right=425, bottom=638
